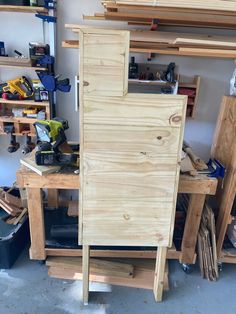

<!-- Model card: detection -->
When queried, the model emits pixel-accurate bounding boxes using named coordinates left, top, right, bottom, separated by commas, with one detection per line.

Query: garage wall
left=0, top=0, right=235, bottom=185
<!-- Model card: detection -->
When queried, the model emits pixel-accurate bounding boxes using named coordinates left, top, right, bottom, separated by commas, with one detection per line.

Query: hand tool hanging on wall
left=36, top=71, right=71, bottom=93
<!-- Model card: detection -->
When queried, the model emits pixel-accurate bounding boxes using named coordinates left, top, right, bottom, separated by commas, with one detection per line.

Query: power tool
left=0, top=76, right=34, bottom=99
left=34, top=118, right=78, bottom=166
left=4, top=124, right=20, bottom=154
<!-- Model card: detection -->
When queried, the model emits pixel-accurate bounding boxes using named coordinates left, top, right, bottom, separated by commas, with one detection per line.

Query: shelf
left=0, top=5, right=47, bottom=14
left=129, top=79, right=174, bottom=86
left=0, top=99, right=49, bottom=107
left=0, top=132, right=35, bottom=137
left=0, top=57, right=47, bottom=71
left=0, top=116, right=37, bottom=124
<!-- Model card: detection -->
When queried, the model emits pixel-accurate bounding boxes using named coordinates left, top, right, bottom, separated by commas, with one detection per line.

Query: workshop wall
left=0, top=0, right=235, bottom=185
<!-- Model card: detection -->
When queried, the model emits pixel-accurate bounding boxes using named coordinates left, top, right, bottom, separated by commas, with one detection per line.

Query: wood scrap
left=180, top=151, right=198, bottom=176
left=13, top=208, right=28, bottom=225
left=0, top=197, right=21, bottom=216
left=183, top=141, right=208, bottom=171
left=47, top=257, right=169, bottom=291
left=197, top=204, right=218, bottom=281
left=20, top=152, right=61, bottom=176
left=46, top=257, right=134, bottom=278
left=3, top=190, right=22, bottom=208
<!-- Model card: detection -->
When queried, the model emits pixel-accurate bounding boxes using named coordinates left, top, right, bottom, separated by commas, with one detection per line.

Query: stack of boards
left=83, top=1, right=236, bottom=30
left=197, top=204, right=219, bottom=281
left=47, top=256, right=169, bottom=291
left=102, top=0, right=236, bottom=12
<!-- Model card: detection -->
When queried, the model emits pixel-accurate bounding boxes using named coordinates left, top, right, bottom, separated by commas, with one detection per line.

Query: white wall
left=0, top=0, right=235, bottom=185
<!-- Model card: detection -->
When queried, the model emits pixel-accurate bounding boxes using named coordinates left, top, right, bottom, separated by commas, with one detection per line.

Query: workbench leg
left=180, top=194, right=206, bottom=264
left=27, top=188, right=46, bottom=260
left=82, top=245, right=90, bottom=305
left=153, top=246, right=167, bottom=302
left=48, top=189, right=59, bottom=208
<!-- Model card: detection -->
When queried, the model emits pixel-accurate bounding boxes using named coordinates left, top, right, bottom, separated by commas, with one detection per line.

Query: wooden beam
left=153, top=247, right=167, bottom=302
left=180, top=194, right=206, bottom=264
left=45, top=246, right=180, bottom=259
left=27, top=188, right=46, bottom=260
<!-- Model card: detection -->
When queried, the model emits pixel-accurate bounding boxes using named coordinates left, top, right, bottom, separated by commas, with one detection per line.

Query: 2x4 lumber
left=83, top=245, right=90, bottom=305
left=45, top=246, right=181, bottom=260
left=153, top=247, right=167, bottom=302
left=46, top=256, right=134, bottom=278
left=27, top=188, right=46, bottom=260
left=180, top=194, right=206, bottom=264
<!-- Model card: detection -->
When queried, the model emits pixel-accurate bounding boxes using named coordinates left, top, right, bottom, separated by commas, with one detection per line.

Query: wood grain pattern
left=79, top=28, right=129, bottom=97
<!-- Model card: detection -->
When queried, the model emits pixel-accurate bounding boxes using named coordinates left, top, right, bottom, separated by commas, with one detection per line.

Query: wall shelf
left=0, top=57, right=47, bottom=70
left=0, top=116, right=37, bottom=124
left=0, top=5, right=47, bottom=14
left=0, top=99, right=49, bottom=107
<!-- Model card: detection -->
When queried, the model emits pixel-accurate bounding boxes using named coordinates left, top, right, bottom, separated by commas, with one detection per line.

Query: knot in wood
left=123, top=214, right=130, bottom=221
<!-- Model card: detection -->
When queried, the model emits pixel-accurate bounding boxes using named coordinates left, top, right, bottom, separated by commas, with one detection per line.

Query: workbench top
left=17, top=166, right=217, bottom=195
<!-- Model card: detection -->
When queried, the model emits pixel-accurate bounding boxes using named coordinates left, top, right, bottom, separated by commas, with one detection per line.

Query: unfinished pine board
left=27, top=188, right=46, bottom=260
left=20, top=153, right=61, bottom=176
left=211, top=96, right=236, bottom=260
left=78, top=27, right=129, bottom=97
left=81, top=94, right=186, bottom=247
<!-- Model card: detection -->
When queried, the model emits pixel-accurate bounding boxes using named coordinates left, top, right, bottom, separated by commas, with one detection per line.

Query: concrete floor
left=1, top=249, right=236, bottom=314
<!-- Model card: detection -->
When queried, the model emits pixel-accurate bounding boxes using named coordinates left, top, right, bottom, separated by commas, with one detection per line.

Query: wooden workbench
left=17, top=166, right=217, bottom=265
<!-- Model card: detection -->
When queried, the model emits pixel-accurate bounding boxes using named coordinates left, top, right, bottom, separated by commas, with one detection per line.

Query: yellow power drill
left=0, top=76, right=34, bottom=99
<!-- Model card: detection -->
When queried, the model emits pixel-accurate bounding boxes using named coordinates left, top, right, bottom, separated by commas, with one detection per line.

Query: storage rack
left=0, top=4, right=56, bottom=137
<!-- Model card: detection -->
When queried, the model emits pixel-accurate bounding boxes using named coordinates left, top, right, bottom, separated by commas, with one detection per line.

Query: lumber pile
left=85, top=1, right=236, bottom=29
left=102, top=0, right=236, bottom=12
left=47, top=257, right=169, bottom=291
left=197, top=204, right=219, bottom=281
left=64, top=25, right=236, bottom=59
left=0, top=188, right=28, bottom=225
